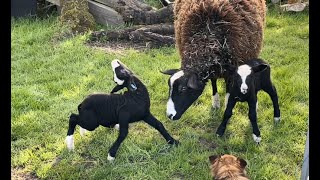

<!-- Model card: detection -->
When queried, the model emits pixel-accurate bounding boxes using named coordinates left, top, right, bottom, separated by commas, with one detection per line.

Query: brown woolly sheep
left=161, top=0, right=266, bottom=121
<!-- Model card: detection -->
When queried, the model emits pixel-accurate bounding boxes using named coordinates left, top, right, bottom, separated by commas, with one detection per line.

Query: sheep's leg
left=143, top=114, right=179, bottom=145
left=66, top=113, right=79, bottom=151
left=248, top=99, right=261, bottom=144
left=216, top=98, right=236, bottom=136
left=263, top=85, right=281, bottom=123
left=224, top=77, right=231, bottom=110
left=108, top=119, right=129, bottom=161
left=210, top=78, right=220, bottom=108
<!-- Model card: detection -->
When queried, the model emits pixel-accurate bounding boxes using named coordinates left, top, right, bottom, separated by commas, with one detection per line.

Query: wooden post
left=301, top=119, right=309, bottom=180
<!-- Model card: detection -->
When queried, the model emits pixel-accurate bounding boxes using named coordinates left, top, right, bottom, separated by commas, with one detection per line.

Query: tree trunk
left=89, top=0, right=176, bottom=48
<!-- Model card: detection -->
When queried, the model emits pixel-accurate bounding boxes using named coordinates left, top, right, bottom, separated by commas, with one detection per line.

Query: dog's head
left=209, top=154, right=248, bottom=179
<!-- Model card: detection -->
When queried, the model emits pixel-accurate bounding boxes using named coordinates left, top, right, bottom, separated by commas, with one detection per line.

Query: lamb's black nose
left=168, top=114, right=173, bottom=120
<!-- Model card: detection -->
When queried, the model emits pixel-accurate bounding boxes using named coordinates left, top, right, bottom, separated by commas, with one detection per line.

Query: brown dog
left=209, top=154, right=249, bottom=180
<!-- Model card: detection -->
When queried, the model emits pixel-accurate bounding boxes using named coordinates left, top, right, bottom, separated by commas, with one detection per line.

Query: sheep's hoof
left=274, top=117, right=281, bottom=124
left=252, top=134, right=261, bottom=144
left=216, top=127, right=225, bottom=137
left=107, top=153, right=115, bottom=162
left=65, top=135, right=74, bottom=151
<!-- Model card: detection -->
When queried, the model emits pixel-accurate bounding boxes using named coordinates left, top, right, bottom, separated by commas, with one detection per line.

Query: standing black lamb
left=216, top=58, right=281, bottom=143
left=65, top=59, right=179, bottom=161
left=161, top=0, right=267, bottom=121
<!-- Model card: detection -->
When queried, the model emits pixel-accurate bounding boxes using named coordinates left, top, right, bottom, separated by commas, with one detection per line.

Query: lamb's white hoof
left=252, top=134, right=261, bottom=144
left=79, top=127, right=87, bottom=137
left=107, top=153, right=115, bottom=161
left=114, top=124, right=120, bottom=130
left=65, top=135, right=74, bottom=151
left=212, top=93, right=220, bottom=109
left=274, top=117, right=281, bottom=123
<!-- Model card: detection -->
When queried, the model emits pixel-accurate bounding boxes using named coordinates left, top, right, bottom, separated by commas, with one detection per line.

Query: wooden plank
left=91, top=0, right=118, bottom=8
left=88, top=0, right=124, bottom=26
left=46, top=0, right=60, bottom=6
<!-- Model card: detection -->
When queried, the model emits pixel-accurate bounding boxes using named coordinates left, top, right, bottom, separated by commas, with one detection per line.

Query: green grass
left=11, top=8, right=309, bottom=180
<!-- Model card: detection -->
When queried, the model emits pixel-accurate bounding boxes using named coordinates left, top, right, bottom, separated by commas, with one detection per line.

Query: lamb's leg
left=224, top=77, right=231, bottom=110
left=143, top=114, right=179, bottom=145
left=216, top=98, right=236, bottom=137
left=248, top=98, right=261, bottom=144
left=263, top=85, right=281, bottom=123
left=108, top=120, right=129, bottom=161
left=110, top=84, right=125, bottom=94
left=210, top=78, right=220, bottom=108
left=66, top=113, right=78, bottom=151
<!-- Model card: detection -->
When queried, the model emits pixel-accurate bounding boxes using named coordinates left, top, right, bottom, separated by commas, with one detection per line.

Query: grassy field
left=11, top=6, right=309, bottom=180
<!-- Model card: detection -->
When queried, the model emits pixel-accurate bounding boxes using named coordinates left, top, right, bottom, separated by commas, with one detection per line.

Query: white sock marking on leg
left=224, top=93, right=230, bottom=110
left=252, top=134, right=261, bottom=144
left=65, top=135, right=74, bottom=151
left=79, top=127, right=87, bottom=137
left=107, top=153, right=115, bottom=161
left=274, top=117, right=280, bottom=123
left=212, top=93, right=220, bottom=108
left=114, top=124, right=120, bottom=130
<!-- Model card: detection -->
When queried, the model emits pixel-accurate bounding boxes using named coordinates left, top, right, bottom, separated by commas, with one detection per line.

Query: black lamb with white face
left=65, top=59, right=179, bottom=161
left=216, top=58, right=281, bottom=144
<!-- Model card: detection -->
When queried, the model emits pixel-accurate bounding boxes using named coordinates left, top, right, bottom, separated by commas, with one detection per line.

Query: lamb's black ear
left=251, top=64, right=269, bottom=73
left=222, top=64, right=237, bottom=73
left=160, top=69, right=179, bottom=75
left=237, top=158, right=247, bottom=169
left=187, top=73, right=203, bottom=90
left=128, top=76, right=137, bottom=91
left=209, top=155, right=220, bottom=164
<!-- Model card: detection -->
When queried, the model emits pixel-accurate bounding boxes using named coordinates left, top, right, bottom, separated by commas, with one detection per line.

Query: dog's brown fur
left=209, top=154, right=249, bottom=180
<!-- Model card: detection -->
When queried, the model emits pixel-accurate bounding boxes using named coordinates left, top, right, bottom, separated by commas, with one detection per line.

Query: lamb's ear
left=160, top=69, right=179, bottom=75
left=187, top=73, right=203, bottom=90
left=128, top=76, right=137, bottom=91
left=251, top=64, right=269, bottom=73
left=222, top=64, right=237, bottom=73
left=237, top=158, right=247, bottom=169
left=209, top=155, right=220, bottom=164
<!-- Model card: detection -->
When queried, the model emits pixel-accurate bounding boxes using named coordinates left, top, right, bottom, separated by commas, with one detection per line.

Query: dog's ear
left=209, top=155, right=220, bottom=164
left=237, top=158, right=247, bottom=169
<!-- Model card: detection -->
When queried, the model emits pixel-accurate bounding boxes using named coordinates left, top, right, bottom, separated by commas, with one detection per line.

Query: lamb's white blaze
left=166, top=70, right=184, bottom=119
left=237, top=65, right=252, bottom=94
left=65, top=135, right=74, bottom=151
left=111, top=59, right=124, bottom=85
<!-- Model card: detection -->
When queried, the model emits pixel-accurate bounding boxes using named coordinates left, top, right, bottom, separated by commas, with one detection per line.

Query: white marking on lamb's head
left=161, top=69, right=205, bottom=120
left=237, top=65, right=252, bottom=94
left=111, top=59, right=124, bottom=85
